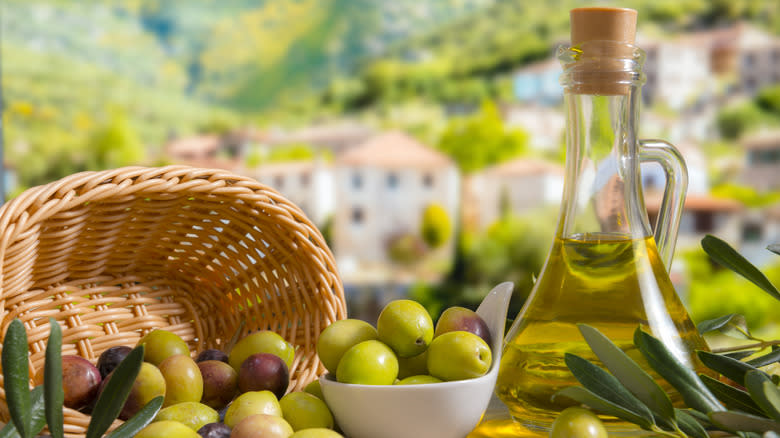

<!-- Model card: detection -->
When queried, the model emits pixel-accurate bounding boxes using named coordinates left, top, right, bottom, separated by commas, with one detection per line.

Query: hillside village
left=160, top=22, right=780, bottom=297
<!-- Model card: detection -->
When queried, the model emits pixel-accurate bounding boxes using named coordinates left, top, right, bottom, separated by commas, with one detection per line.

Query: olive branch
left=559, top=235, right=780, bottom=437
left=0, top=321, right=163, bottom=438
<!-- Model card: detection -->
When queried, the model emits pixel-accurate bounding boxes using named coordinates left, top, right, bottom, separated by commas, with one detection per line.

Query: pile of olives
left=42, top=329, right=342, bottom=438
left=317, top=299, right=493, bottom=385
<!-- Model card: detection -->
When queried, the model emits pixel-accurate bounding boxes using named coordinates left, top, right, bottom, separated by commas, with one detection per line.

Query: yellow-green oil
left=496, top=234, right=711, bottom=432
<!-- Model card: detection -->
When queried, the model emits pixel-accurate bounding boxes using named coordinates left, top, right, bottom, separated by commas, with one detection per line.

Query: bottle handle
left=639, top=139, right=688, bottom=271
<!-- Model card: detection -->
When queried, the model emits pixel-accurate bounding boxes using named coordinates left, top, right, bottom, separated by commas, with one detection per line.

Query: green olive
left=550, top=407, right=607, bottom=438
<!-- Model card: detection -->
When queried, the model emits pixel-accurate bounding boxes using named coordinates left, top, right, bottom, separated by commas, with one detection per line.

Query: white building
left=641, top=34, right=715, bottom=110
left=502, top=104, right=565, bottom=152
left=246, top=160, right=334, bottom=227
left=467, top=158, right=564, bottom=230
left=333, top=132, right=459, bottom=279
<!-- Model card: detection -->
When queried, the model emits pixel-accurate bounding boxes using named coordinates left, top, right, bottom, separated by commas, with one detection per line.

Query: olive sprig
left=0, top=319, right=163, bottom=438
left=558, top=236, right=780, bottom=437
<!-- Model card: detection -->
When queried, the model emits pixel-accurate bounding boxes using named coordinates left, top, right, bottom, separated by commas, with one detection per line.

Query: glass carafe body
left=495, top=42, right=710, bottom=432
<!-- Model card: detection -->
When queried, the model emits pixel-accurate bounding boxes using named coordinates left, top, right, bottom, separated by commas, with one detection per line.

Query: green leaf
left=725, top=350, right=761, bottom=361
left=2, top=319, right=32, bottom=438
left=747, top=349, right=780, bottom=368
left=85, top=345, right=145, bottom=438
left=709, top=411, right=780, bottom=434
left=553, top=386, right=655, bottom=430
left=564, top=353, right=656, bottom=426
left=697, top=314, right=752, bottom=339
left=744, top=370, right=780, bottom=421
left=0, top=386, right=47, bottom=438
left=634, top=328, right=723, bottom=414
left=577, top=324, right=676, bottom=422
left=105, top=396, right=163, bottom=438
left=675, top=409, right=709, bottom=438
left=698, top=350, right=768, bottom=387
left=44, top=319, right=64, bottom=438
left=699, top=374, right=765, bottom=417
left=768, top=244, right=780, bottom=256
left=702, top=235, right=780, bottom=302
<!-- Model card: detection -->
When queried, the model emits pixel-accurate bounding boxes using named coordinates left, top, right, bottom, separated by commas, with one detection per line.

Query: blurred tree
left=684, top=248, right=780, bottom=329
left=421, top=204, right=452, bottom=249
left=387, top=233, right=427, bottom=267
left=437, top=100, right=528, bottom=173
left=86, top=110, right=144, bottom=170
left=411, top=213, right=553, bottom=319
left=716, top=102, right=764, bottom=140
left=756, top=84, right=780, bottom=115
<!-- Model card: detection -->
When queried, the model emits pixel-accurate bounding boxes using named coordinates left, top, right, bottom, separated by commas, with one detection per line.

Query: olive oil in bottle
left=496, top=234, right=709, bottom=429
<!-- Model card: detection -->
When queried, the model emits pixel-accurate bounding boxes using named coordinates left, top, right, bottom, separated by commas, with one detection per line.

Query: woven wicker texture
left=0, top=165, right=346, bottom=436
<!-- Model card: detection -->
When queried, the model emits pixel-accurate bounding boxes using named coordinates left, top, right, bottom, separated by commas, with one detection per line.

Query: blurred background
left=1, top=0, right=779, bottom=338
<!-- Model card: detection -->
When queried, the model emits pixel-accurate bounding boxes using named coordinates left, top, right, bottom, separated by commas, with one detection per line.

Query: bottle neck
left=556, top=86, right=652, bottom=241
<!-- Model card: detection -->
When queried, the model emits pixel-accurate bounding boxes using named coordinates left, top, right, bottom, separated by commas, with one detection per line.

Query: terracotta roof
left=742, top=131, right=780, bottom=150
left=484, top=158, right=564, bottom=177
left=165, top=135, right=221, bottom=158
left=338, top=131, right=454, bottom=169
left=645, top=192, right=743, bottom=213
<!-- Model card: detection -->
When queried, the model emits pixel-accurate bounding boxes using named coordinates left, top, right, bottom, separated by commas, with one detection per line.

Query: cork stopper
left=566, top=7, right=639, bottom=95
left=570, top=7, right=637, bottom=47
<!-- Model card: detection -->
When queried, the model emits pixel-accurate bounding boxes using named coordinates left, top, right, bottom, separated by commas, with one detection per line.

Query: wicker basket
left=0, top=165, right=346, bottom=436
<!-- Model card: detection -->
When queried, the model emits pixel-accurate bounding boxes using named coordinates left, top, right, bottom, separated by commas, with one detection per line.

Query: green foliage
left=420, top=204, right=452, bottom=249
left=412, top=212, right=553, bottom=319
left=86, top=111, right=145, bottom=170
left=716, top=102, right=765, bottom=140
left=437, top=101, right=529, bottom=173
left=386, top=233, right=427, bottom=267
left=712, top=184, right=780, bottom=208
left=757, top=85, right=780, bottom=115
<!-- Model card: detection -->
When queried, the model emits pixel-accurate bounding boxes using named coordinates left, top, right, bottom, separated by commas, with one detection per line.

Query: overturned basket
left=0, top=166, right=346, bottom=436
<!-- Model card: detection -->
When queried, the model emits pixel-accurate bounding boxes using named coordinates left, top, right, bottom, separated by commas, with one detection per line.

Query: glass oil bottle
left=495, top=7, right=711, bottom=433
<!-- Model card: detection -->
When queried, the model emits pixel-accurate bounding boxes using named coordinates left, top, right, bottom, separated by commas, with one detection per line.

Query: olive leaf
left=85, top=345, right=145, bottom=438
left=105, top=396, right=164, bottom=438
left=634, top=328, right=723, bottom=414
left=725, top=350, right=761, bottom=361
left=697, top=314, right=753, bottom=340
left=2, top=319, right=32, bottom=438
left=699, top=374, right=765, bottom=417
left=675, top=408, right=709, bottom=438
left=709, top=411, right=780, bottom=434
left=0, top=386, right=46, bottom=438
left=563, top=353, right=656, bottom=427
left=553, top=386, right=655, bottom=430
left=701, top=235, right=780, bottom=302
left=768, top=244, right=780, bottom=256
left=744, top=370, right=780, bottom=422
left=44, top=318, right=64, bottom=438
left=747, top=349, right=780, bottom=368
left=577, top=324, right=676, bottom=423
left=698, top=351, right=768, bottom=387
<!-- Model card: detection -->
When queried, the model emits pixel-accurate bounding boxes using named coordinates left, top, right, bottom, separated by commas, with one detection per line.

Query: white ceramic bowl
left=320, top=282, right=513, bottom=438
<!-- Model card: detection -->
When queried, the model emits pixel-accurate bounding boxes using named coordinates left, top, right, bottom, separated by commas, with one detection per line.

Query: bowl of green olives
left=319, top=283, right=513, bottom=438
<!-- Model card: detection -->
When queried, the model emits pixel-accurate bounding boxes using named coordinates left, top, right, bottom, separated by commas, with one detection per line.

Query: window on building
left=742, top=222, right=763, bottom=242
left=300, top=172, right=311, bottom=187
left=273, top=175, right=284, bottom=189
left=422, top=173, right=434, bottom=188
left=387, top=172, right=399, bottom=189
left=352, top=172, right=363, bottom=189
left=351, top=207, right=364, bottom=225
left=694, top=211, right=714, bottom=233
